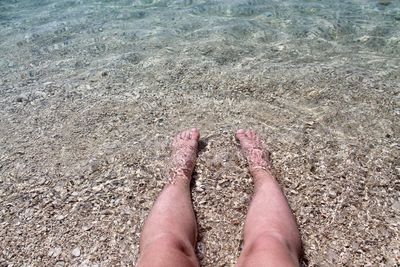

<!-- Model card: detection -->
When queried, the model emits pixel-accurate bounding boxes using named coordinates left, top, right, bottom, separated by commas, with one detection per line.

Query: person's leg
left=137, top=128, right=200, bottom=267
left=235, top=129, right=302, bottom=267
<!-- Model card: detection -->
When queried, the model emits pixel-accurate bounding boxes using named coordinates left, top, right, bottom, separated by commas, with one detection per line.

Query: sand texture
left=0, top=0, right=399, bottom=266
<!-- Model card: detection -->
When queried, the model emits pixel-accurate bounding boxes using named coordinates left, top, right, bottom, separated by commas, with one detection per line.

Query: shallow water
left=1, top=0, right=400, bottom=77
left=0, top=0, right=399, bottom=266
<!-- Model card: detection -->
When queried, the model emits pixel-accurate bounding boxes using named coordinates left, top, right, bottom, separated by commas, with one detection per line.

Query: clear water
left=1, top=0, right=399, bottom=79
left=0, top=1, right=399, bottom=266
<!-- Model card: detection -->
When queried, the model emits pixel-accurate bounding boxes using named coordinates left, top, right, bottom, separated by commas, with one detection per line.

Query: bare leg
left=137, top=128, right=200, bottom=267
left=235, top=129, right=302, bottom=267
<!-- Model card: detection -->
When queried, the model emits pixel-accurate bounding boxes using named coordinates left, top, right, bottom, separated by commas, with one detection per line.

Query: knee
left=237, top=232, right=301, bottom=267
left=138, top=233, right=198, bottom=267
left=243, top=232, right=301, bottom=258
left=140, top=233, right=196, bottom=259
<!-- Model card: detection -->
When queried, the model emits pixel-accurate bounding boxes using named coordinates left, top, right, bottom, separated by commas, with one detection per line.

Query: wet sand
left=0, top=0, right=399, bottom=266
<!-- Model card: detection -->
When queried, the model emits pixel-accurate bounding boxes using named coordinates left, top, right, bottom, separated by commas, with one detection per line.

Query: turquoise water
left=1, top=0, right=399, bottom=79
left=0, top=1, right=399, bottom=266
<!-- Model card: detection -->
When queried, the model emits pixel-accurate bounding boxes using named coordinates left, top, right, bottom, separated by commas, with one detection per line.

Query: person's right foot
left=169, top=128, right=200, bottom=184
left=235, top=129, right=272, bottom=175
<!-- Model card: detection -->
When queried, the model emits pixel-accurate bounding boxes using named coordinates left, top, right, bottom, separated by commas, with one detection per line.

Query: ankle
left=167, top=170, right=192, bottom=185
left=251, top=168, right=276, bottom=188
left=250, top=167, right=274, bottom=179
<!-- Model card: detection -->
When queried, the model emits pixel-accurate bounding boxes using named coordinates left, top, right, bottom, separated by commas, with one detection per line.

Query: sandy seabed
left=0, top=0, right=399, bottom=266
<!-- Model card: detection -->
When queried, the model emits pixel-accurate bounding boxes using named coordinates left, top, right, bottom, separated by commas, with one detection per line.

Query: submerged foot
left=169, top=128, right=200, bottom=183
left=236, top=129, right=272, bottom=175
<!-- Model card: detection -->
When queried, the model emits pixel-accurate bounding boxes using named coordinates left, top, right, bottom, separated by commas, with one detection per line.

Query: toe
left=180, top=130, right=190, bottom=140
left=236, top=129, right=246, bottom=141
left=249, top=130, right=257, bottom=140
left=190, top=128, right=200, bottom=141
left=245, top=130, right=253, bottom=139
left=236, top=128, right=245, bottom=135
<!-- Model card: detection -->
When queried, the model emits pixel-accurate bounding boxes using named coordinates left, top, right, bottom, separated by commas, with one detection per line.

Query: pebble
left=37, top=177, right=46, bottom=185
left=391, top=200, right=400, bottom=212
left=15, top=94, right=29, bottom=103
left=262, top=11, right=273, bottom=17
left=328, top=190, right=337, bottom=198
left=195, top=186, right=204, bottom=192
left=199, top=199, right=207, bottom=205
left=33, top=90, right=47, bottom=99
left=378, top=0, right=391, bottom=6
left=55, top=215, right=65, bottom=221
left=55, top=261, right=65, bottom=267
left=71, top=247, right=81, bottom=257
left=92, top=185, right=103, bottom=192
left=90, top=160, right=101, bottom=172
left=48, top=246, right=62, bottom=257
left=272, top=44, right=285, bottom=51
left=82, top=225, right=92, bottom=231
left=358, top=35, right=370, bottom=42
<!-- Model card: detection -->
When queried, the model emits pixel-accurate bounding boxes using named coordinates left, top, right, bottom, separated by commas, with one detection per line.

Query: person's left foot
left=169, top=128, right=200, bottom=183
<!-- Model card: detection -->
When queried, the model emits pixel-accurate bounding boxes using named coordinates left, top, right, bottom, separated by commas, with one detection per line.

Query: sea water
left=0, top=1, right=399, bottom=266
left=1, top=0, right=399, bottom=78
